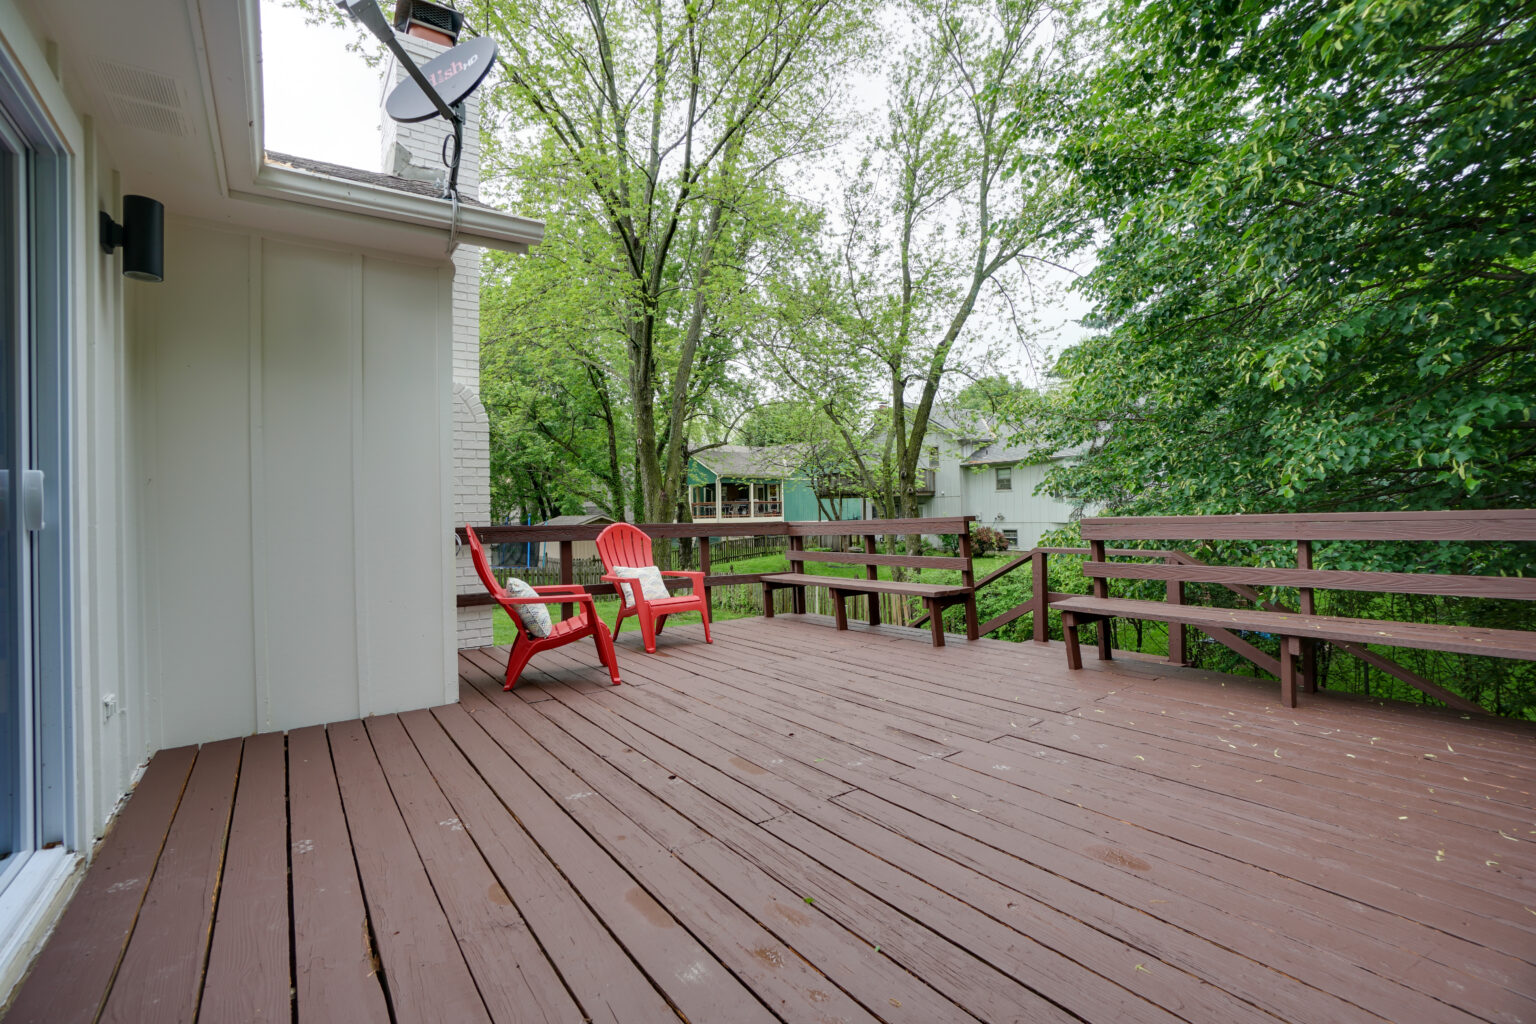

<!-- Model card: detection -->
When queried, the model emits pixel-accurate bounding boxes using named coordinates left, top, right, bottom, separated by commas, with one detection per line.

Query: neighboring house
left=0, top=0, right=540, bottom=996
left=687, top=445, right=862, bottom=524
left=917, top=406, right=1079, bottom=550
left=536, top=511, right=616, bottom=565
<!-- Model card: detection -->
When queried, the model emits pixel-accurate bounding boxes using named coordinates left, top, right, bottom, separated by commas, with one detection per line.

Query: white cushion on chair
left=504, top=577, right=553, bottom=637
left=610, top=565, right=671, bottom=602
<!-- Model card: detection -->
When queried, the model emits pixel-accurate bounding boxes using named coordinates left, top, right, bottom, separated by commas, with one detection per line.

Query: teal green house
left=686, top=445, right=863, bottom=524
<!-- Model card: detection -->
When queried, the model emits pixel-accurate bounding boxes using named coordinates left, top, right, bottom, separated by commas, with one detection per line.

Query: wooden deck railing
left=460, top=512, right=1535, bottom=708
left=455, top=518, right=963, bottom=623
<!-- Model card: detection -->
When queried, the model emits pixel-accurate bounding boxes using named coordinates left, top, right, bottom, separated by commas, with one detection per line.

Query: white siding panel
left=357, top=257, right=451, bottom=714
left=259, top=240, right=361, bottom=730
left=140, top=223, right=256, bottom=746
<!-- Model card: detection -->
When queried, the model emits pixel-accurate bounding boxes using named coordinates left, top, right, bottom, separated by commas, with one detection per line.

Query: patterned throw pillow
left=610, top=565, right=672, bottom=602
left=503, top=577, right=552, bottom=638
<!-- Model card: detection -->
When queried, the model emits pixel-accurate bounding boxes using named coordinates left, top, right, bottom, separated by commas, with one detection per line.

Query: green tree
left=480, top=0, right=873, bottom=522
left=954, top=374, right=1031, bottom=416
left=767, top=0, right=1081, bottom=534
left=481, top=246, right=635, bottom=521
left=1032, top=0, right=1536, bottom=519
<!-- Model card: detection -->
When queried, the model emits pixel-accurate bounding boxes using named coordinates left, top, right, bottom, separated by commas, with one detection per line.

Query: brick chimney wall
left=382, top=32, right=493, bottom=649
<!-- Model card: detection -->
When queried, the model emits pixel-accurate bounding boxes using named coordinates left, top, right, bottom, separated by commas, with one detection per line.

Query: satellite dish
left=386, top=36, right=498, bottom=123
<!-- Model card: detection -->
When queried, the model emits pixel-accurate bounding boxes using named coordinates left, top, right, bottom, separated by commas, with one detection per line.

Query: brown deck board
left=403, top=707, right=678, bottom=1024
left=327, top=718, right=493, bottom=1024
left=12, top=616, right=1536, bottom=1024
left=199, top=732, right=291, bottom=1024
left=435, top=701, right=775, bottom=1024
left=3, top=745, right=197, bottom=1024
left=99, top=737, right=242, bottom=1024
left=363, top=714, right=581, bottom=1024
left=287, top=724, right=391, bottom=1024
left=968, top=735, right=1536, bottom=948
left=578, top=635, right=1502, bottom=1018
left=454, top=682, right=886, bottom=1024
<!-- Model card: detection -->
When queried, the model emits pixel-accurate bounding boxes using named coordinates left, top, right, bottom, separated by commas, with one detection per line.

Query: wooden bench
left=1055, top=510, right=1536, bottom=710
left=761, top=517, right=979, bottom=646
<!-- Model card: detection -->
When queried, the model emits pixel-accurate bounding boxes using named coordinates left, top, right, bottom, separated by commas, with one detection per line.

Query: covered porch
left=6, top=616, right=1533, bottom=1022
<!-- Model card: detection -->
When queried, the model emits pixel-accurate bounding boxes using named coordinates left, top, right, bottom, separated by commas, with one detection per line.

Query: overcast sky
left=257, top=0, right=1093, bottom=381
left=261, top=1, right=384, bottom=169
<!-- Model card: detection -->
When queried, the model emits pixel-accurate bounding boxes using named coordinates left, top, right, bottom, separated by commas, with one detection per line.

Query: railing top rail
left=785, top=516, right=972, bottom=537
left=459, top=522, right=793, bottom=543
left=460, top=516, right=976, bottom=545
left=1080, top=510, right=1536, bottom=542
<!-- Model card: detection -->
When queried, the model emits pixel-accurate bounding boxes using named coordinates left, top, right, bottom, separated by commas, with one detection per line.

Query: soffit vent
left=93, top=59, right=189, bottom=136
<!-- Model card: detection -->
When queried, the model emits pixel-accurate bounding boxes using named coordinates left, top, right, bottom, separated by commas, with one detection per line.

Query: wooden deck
left=6, top=616, right=1535, bottom=1023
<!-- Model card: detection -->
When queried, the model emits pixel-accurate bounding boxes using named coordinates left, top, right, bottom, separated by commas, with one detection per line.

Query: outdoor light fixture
left=99, top=195, right=164, bottom=282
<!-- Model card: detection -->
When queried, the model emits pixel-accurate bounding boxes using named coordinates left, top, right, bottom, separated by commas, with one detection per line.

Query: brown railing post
left=957, top=524, right=978, bottom=641
left=1297, top=539, right=1317, bottom=691
left=863, top=534, right=880, bottom=626
left=699, top=536, right=712, bottom=620
left=1165, top=554, right=1186, bottom=665
left=1032, top=549, right=1049, bottom=643
left=789, top=534, right=806, bottom=614
left=559, top=540, right=575, bottom=621
left=1089, top=539, right=1112, bottom=660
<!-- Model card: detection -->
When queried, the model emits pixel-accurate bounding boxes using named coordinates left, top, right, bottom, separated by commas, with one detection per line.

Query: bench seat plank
left=1053, top=596, right=1536, bottom=661
left=762, top=573, right=971, bottom=599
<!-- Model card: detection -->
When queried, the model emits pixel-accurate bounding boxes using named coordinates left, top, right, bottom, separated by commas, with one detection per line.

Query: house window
left=1002, top=529, right=1018, bottom=549
left=994, top=466, right=1012, bottom=491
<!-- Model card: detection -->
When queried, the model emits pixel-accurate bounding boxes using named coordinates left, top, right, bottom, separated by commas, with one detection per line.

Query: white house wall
left=965, top=461, right=1077, bottom=549
left=920, top=455, right=1078, bottom=550
left=133, top=220, right=457, bottom=747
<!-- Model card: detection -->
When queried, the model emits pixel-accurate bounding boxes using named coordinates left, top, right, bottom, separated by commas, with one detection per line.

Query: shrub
left=970, top=524, right=1008, bottom=556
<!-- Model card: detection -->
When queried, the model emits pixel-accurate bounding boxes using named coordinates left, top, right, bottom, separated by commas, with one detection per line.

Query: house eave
left=241, top=162, right=544, bottom=254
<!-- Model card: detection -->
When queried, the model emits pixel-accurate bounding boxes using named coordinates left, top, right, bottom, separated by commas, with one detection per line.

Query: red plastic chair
left=596, top=523, right=713, bottom=653
left=465, top=526, right=622, bottom=691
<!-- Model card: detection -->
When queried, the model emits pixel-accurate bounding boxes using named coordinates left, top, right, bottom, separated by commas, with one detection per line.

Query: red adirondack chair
left=596, top=523, right=713, bottom=654
left=465, top=525, right=622, bottom=691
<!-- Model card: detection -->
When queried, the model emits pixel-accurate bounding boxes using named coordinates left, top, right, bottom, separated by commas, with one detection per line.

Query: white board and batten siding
left=134, top=221, right=457, bottom=747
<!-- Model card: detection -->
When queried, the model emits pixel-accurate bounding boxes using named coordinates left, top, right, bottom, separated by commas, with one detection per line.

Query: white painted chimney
left=380, top=2, right=494, bottom=648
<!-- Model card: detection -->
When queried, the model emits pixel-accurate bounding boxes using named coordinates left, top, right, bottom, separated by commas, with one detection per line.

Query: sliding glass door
left=0, top=81, right=71, bottom=891
left=0, top=105, right=28, bottom=874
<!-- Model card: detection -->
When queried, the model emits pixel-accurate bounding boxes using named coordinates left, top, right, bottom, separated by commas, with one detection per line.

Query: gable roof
left=538, top=513, right=615, bottom=527
left=692, top=444, right=805, bottom=478
left=963, top=437, right=1086, bottom=466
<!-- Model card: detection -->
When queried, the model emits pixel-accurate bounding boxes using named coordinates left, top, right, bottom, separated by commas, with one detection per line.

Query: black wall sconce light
left=99, top=195, right=164, bottom=282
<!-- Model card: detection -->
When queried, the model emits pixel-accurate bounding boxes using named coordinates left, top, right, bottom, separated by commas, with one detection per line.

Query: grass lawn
left=489, top=550, right=1022, bottom=645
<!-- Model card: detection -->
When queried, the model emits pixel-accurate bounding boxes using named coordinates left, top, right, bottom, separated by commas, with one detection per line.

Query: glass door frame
left=0, top=45, right=75, bottom=896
